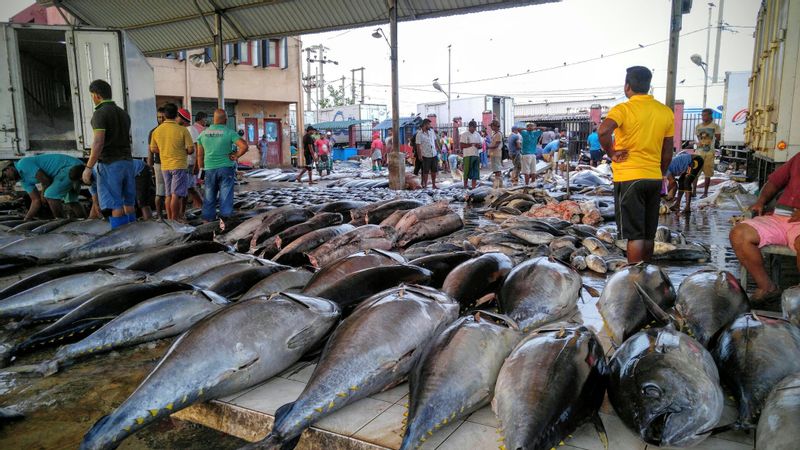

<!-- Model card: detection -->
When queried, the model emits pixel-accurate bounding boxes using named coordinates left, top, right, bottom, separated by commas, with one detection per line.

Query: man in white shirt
left=415, top=118, right=439, bottom=189
left=179, top=108, right=204, bottom=209
left=488, top=119, right=504, bottom=188
left=460, top=120, right=482, bottom=189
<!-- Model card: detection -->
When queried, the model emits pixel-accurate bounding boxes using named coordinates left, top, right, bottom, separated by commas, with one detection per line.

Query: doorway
left=263, top=119, right=282, bottom=166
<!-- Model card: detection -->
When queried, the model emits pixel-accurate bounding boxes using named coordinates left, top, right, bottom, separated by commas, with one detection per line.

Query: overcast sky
left=302, top=0, right=760, bottom=114
left=2, top=0, right=760, bottom=114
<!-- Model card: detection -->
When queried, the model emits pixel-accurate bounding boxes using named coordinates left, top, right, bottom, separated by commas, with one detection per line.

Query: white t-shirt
left=460, top=131, right=482, bottom=157
left=187, top=124, right=204, bottom=166
left=415, top=129, right=437, bottom=158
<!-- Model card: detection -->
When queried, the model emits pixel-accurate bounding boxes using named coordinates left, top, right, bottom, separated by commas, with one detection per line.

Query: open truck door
left=0, top=24, right=28, bottom=158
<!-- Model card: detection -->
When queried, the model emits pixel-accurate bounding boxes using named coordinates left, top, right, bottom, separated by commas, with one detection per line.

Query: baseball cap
left=177, top=108, right=191, bottom=123
left=306, top=125, right=316, bottom=132
left=326, top=131, right=332, bottom=135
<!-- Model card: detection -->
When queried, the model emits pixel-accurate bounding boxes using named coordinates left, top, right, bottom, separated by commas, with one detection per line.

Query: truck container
left=417, top=95, right=515, bottom=135
left=0, top=23, right=156, bottom=159
left=722, top=71, right=750, bottom=146
left=745, top=0, right=800, bottom=167
left=314, top=104, right=388, bottom=144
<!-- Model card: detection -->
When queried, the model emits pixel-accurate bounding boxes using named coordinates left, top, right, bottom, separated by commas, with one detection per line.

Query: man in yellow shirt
left=694, top=108, right=721, bottom=198
left=599, top=66, right=674, bottom=263
left=149, top=103, right=193, bottom=221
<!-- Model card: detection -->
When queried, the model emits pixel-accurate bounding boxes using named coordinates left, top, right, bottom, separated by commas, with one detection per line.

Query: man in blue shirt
left=665, top=151, right=704, bottom=213
left=519, top=122, right=546, bottom=185
left=587, top=128, right=603, bottom=166
left=506, top=126, right=522, bottom=184
left=1, top=154, right=85, bottom=220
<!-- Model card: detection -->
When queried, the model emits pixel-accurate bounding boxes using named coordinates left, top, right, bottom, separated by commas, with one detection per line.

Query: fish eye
left=642, top=383, right=662, bottom=398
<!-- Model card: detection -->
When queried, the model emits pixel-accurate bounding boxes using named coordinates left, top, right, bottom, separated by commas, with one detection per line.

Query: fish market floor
left=175, top=357, right=755, bottom=450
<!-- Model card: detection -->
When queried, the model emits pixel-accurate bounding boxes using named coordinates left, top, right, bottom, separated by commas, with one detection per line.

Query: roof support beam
left=216, top=12, right=225, bottom=108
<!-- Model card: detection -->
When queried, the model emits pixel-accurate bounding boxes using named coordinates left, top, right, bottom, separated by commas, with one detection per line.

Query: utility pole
left=304, top=44, right=338, bottom=116
left=340, top=76, right=346, bottom=104
left=387, top=0, right=404, bottom=190
left=350, top=67, right=365, bottom=104
left=359, top=67, right=365, bottom=104
left=704, top=2, right=715, bottom=100
left=215, top=13, right=224, bottom=108
left=712, top=0, right=725, bottom=82
left=351, top=69, right=357, bottom=103
left=447, top=45, right=451, bottom=130
left=665, top=0, right=684, bottom=110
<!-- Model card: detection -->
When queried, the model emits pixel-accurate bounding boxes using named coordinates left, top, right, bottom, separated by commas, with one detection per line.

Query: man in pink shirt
left=315, top=134, right=331, bottom=176
left=730, top=153, right=800, bottom=302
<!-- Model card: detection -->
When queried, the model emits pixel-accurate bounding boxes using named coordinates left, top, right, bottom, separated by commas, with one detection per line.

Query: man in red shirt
left=315, top=134, right=331, bottom=176
left=730, top=153, right=800, bottom=302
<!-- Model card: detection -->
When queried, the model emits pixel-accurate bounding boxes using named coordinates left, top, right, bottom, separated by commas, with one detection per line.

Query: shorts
left=43, top=165, right=81, bottom=203
left=97, top=159, right=136, bottom=210
left=677, top=155, right=705, bottom=192
left=614, top=179, right=661, bottom=241
left=136, top=165, right=155, bottom=207
left=163, top=168, right=189, bottom=197
left=422, top=156, right=438, bottom=174
left=490, top=153, right=503, bottom=172
left=590, top=149, right=604, bottom=162
left=303, top=151, right=314, bottom=169
left=187, top=164, right=197, bottom=188
left=742, top=213, right=800, bottom=248
left=463, top=155, right=480, bottom=181
left=521, top=154, right=538, bottom=174
left=511, top=154, right=521, bottom=172
left=696, top=149, right=714, bottom=177
left=154, top=163, right=165, bottom=196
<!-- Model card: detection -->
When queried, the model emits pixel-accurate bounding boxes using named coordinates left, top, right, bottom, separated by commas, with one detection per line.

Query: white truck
left=0, top=23, right=156, bottom=159
left=745, top=0, right=800, bottom=175
left=721, top=71, right=750, bottom=147
left=417, top=95, right=515, bottom=135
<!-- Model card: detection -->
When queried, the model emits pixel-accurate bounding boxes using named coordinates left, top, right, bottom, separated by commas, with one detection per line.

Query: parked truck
left=746, top=0, right=800, bottom=182
left=0, top=23, right=156, bottom=160
left=722, top=71, right=750, bottom=147
left=417, top=95, right=515, bottom=135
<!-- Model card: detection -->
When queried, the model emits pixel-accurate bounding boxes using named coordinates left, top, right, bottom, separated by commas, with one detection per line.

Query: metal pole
left=351, top=68, right=356, bottom=103
left=305, top=48, right=313, bottom=113
left=702, top=65, right=708, bottom=109
left=216, top=13, right=224, bottom=108
left=388, top=0, right=405, bottom=190
left=704, top=2, right=713, bottom=107
left=712, top=0, right=725, bottom=82
left=665, top=0, right=683, bottom=110
left=360, top=68, right=365, bottom=104
left=341, top=76, right=345, bottom=102
left=447, top=45, right=451, bottom=128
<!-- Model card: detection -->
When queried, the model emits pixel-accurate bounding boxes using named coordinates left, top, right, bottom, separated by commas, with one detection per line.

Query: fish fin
left=750, top=309, right=783, bottom=320
left=475, top=293, right=495, bottom=307
left=286, top=325, right=318, bottom=350
left=706, top=422, right=735, bottom=435
left=590, top=413, right=608, bottom=449
left=473, top=311, right=519, bottom=330
left=582, top=284, right=601, bottom=298
left=633, top=282, right=674, bottom=327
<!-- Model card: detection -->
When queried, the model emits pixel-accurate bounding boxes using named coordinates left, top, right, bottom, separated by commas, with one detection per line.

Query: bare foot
left=431, top=184, right=438, bottom=189
left=752, top=286, right=781, bottom=303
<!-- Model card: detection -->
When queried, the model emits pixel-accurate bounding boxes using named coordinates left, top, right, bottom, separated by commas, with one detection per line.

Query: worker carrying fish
left=664, top=151, right=704, bottom=213
left=0, top=154, right=86, bottom=220
left=598, top=66, right=674, bottom=263
left=730, top=152, right=800, bottom=303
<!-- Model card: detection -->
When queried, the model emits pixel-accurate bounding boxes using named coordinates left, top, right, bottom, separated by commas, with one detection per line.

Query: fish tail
left=80, top=413, right=123, bottom=450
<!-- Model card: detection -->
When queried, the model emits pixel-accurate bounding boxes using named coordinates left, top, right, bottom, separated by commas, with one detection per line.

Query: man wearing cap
left=150, top=102, right=193, bottom=221
left=81, top=79, right=135, bottom=229
left=599, top=66, right=674, bottom=263
left=415, top=118, right=439, bottom=189
left=519, top=122, right=546, bottom=185
left=197, top=109, right=248, bottom=223
left=296, top=126, right=317, bottom=184
left=178, top=108, right=204, bottom=209
left=1, top=154, right=85, bottom=220
left=460, top=120, right=482, bottom=189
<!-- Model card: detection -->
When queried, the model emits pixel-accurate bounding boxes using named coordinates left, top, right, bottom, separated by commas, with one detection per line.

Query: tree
left=326, top=85, right=353, bottom=107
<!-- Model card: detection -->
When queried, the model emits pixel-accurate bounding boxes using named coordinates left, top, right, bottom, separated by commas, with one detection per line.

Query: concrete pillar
left=673, top=100, right=684, bottom=151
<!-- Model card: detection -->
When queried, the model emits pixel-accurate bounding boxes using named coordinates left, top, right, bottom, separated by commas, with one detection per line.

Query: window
left=267, top=39, right=279, bottom=67
left=260, top=38, right=286, bottom=68
left=231, top=42, right=251, bottom=65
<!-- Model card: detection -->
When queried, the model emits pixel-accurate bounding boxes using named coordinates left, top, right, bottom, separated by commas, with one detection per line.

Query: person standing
left=179, top=108, right=204, bottom=210
left=370, top=132, right=384, bottom=172
left=258, top=134, right=269, bottom=168
left=460, top=120, right=482, bottom=189
left=665, top=151, right=704, bottom=213
left=77, top=158, right=153, bottom=221
left=599, top=66, right=674, bottom=263
left=507, top=126, right=522, bottom=185
left=540, top=127, right=556, bottom=150
left=197, top=109, right=248, bottom=224
left=150, top=103, right=194, bottom=222
left=519, top=122, right=545, bottom=185
left=479, top=129, right=489, bottom=168
left=147, top=107, right=166, bottom=220
left=439, top=131, right=450, bottom=173
left=415, top=118, right=439, bottom=189
left=296, top=126, right=316, bottom=184
left=488, top=119, right=504, bottom=188
left=315, top=132, right=331, bottom=176
left=81, top=79, right=135, bottom=229
left=587, top=127, right=603, bottom=167
left=694, top=108, right=721, bottom=198
left=1, top=154, right=85, bottom=220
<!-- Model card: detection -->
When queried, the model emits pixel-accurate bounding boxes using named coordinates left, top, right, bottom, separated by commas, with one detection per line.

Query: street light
left=691, top=53, right=709, bottom=108
left=432, top=45, right=452, bottom=132
left=372, top=28, right=390, bottom=47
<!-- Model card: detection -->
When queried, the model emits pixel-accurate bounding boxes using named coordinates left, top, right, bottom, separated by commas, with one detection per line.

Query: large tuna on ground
left=674, top=269, right=749, bottom=346
left=67, top=220, right=195, bottom=260
left=441, top=253, right=512, bottom=310
left=756, top=372, right=800, bottom=450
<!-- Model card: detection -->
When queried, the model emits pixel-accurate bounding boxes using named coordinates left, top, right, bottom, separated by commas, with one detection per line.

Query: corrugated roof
left=311, top=119, right=371, bottom=130
left=41, top=0, right=559, bottom=55
left=375, top=116, right=420, bottom=130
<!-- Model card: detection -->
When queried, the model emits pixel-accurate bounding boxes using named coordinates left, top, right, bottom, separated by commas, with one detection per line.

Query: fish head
left=628, top=357, right=718, bottom=447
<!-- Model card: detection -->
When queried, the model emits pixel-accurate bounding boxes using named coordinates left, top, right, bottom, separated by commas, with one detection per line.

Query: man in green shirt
left=197, top=109, right=248, bottom=222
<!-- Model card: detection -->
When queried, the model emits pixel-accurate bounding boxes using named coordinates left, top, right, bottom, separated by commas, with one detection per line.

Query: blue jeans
left=480, top=151, right=488, bottom=168
left=96, top=160, right=135, bottom=210
left=202, top=166, right=235, bottom=221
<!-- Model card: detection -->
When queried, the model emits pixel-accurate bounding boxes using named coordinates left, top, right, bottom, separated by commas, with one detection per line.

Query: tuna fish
left=304, top=265, right=432, bottom=311
left=67, top=221, right=195, bottom=260
left=755, top=373, right=800, bottom=450
left=499, top=257, right=582, bottom=332
left=52, top=290, right=229, bottom=366
left=712, top=313, right=800, bottom=429
left=149, top=252, right=248, bottom=282
left=674, top=269, right=749, bottom=346
left=110, top=241, right=229, bottom=272
left=396, top=211, right=463, bottom=248
left=365, top=199, right=425, bottom=224
left=441, top=253, right=513, bottom=309
left=303, top=249, right=404, bottom=294
left=254, top=213, right=343, bottom=258
left=187, top=259, right=271, bottom=290
left=408, top=251, right=478, bottom=288
left=0, top=263, right=108, bottom=300
left=207, top=264, right=290, bottom=298
left=0, top=269, right=146, bottom=320
left=51, top=219, right=111, bottom=235
left=216, top=210, right=272, bottom=248
left=245, top=285, right=458, bottom=450
left=596, top=263, right=676, bottom=347
left=272, top=224, right=356, bottom=266
left=585, top=254, right=607, bottom=274
left=782, top=285, right=800, bottom=326
left=508, top=228, right=555, bottom=245
left=79, top=293, right=340, bottom=450
left=250, top=207, right=314, bottom=250
left=493, top=324, right=608, bottom=450
left=241, top=269, right=313, bottom=299
left=401, top=312, right=520, bottom=450
left=306, top=225, right=396, bottom=269
left=608, top=327, right=724, bottom=447
left=0, top=232, right=97, bottom=261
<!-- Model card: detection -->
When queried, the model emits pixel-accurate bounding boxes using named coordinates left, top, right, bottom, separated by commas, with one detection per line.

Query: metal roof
left=40, top=0, right=559, bottom=55
left=310, top=119, right=371, bottom=130
left=375, top=116, right=420, bottom=130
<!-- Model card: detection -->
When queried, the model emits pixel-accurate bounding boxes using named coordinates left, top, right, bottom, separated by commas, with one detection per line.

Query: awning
left=41, top=0, right=558, bottom=55
left=375, top=116, right=420, bottom=130
left=310, top=119, right=371, bottom=131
